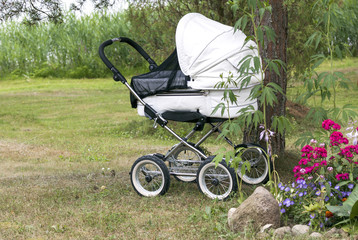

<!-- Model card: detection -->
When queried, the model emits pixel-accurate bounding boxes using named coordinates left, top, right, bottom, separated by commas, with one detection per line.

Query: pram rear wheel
left=168, top=143, right=204, bottom=182
left=130, top=155, right=170, bottom=197
left=196, top=157, right=237, bottom=200
left=235, top=144, right=270, bottom=185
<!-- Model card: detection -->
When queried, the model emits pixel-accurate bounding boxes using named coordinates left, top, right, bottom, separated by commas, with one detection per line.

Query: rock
left=256, top=232, right=271, bottom=239
left=325, top=227, right=339, bottom=238
left=310, top=232, right=323, bottom=238
left=227, top=208, right=236, bottom=226
left=273, top=226, right=291, bottom=237
left=292, top=224, right=310, bottom=236
left=260, top=224, right=273, bottom=233
left=228, top=186, right=280, bottom=233
left=337, top=228, right=349, bottom=238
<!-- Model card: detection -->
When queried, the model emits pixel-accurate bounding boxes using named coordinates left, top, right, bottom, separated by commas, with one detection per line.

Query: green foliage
left=327, top=186, right=358, bottom=219
left=0, top=11, right=147, bottom=79
left=297, top=0, right=358, bottom=125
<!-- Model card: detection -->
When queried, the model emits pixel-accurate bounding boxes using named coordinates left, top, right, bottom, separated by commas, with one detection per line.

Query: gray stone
left=260, top=224, right=273, bottom=233
left=292, top=224, right=310, bottom=236
left=273, top=226, right=291, bottom=238
left=227, top=208, right=236, bottom=227
left=228, top=186, right=280, bottom=233
left=256, top=232, right=271, bottom=239
left=310, top=232, right=323, bottom=238
left=337, top=228, right=349, bottom=238
left=324, top=227, right=340, bottom=238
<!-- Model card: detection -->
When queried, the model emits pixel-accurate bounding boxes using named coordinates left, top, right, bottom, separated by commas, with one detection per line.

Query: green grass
left=1, top=61, right=357, bottom=239
left=0, top=77, right=253, bottom=239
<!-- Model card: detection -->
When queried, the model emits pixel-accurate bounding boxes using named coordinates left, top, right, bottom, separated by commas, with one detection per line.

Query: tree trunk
left=243, top=0, right=288, bottom=157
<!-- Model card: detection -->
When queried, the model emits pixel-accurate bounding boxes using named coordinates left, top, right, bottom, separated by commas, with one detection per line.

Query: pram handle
left=99, top=37, right=158, bottom=83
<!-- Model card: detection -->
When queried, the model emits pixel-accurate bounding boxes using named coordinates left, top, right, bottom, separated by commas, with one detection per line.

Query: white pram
left=99, top=13, right=270, bottom=200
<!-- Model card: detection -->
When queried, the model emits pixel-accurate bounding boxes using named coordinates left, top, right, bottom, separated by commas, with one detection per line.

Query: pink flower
left=332, top=123, right=341, bottom=130
left=327, top=166, right=333, bottom=172
left=293, top=165, right=301, bottom=173
left=330, top=131, right=348, bottom=146
left=320, top=160, right=327, bottom=166
left=336, top=173, right=349, bottom=181
left=314, top=147, right=327, bottom=158
left=299, top=158, right=309, bottom=165
left=301, top=145, right=314, bottom=153
left=322, top=119, right=336, bottom=130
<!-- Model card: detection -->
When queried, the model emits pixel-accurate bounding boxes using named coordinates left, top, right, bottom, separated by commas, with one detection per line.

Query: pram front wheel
left=235, top=144, right=270, bottom=185
left=168, top=143, right=204, bottom=182
left=130, top=155, right=170, bottom=197
left=196, top=157, right=237, bottom=200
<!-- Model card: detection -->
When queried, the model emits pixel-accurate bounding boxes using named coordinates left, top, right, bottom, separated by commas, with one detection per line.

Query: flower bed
left=276, top=120, right=358, bottom=230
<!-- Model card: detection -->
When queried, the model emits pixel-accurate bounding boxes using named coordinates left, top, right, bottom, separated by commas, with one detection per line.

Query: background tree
left=0, top=0, right=113, bottom=24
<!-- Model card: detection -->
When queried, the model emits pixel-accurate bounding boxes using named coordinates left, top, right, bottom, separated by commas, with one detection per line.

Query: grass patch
left=0, top=62, right=357, bottom=239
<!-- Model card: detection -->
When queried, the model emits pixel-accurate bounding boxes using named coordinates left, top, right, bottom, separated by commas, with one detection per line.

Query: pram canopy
left=176, top=13, right=261, bottom=89
left=131, top=13, right=261, bottom=98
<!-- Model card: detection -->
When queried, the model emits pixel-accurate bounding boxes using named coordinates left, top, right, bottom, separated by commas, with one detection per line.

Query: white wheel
left=168, top=143, right=204, bottom=182
left=130, top=155, right=170, bottom=197
left=236, top=145, right=270, bottom=185
left=197, top=157, right=237, bottom=200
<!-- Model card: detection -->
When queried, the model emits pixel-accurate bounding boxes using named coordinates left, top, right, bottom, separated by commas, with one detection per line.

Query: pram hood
left=176, top=13, right=262, bottom=89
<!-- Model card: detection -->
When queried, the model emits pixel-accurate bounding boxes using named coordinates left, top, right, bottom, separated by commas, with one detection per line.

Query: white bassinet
left=136, top=13, right=261, bottom=119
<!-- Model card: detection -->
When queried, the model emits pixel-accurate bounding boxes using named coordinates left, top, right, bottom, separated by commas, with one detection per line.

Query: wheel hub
left=211, top=178, right=219, bottom=186
left=145, top=175, right=153, bottom=183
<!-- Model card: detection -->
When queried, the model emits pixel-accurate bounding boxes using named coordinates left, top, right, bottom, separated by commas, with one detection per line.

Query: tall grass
left=0, top=11, right=147, bottom=79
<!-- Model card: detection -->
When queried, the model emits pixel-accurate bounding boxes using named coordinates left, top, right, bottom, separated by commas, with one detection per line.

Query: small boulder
left=292, top=224, right=310, bottom=236
left=227, top=208, right=236, bottom=227
left=310, top=232, right=323, bottom=238
left=273, top=226, right=291, bottom=237
left=260, top=224, right=273, bottom=233
left=228, top=186, right=280, bottom=232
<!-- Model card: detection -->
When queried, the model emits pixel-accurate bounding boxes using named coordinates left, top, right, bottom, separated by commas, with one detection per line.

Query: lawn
left=0, top=77, right=252, bottom=239
left=0, top=58, right=357, bottom=239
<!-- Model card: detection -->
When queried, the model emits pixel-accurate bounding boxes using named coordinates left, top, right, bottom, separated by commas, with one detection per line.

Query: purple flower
left=315, top=190, right=321, bottom=196
left=285, top=187, right=290, bottom=192
left=310, top=213, right=316, bottom=219
left=348, top=183, right=354, bottom=189
left=327, top=167, right=333, bottom=172
left=283, top=198, right=293, bottom=207
left=280, top=208, right=286, bottom=213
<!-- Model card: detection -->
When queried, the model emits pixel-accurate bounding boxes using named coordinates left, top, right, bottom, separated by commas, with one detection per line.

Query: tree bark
left=243, top=0, right=288, bottom=157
